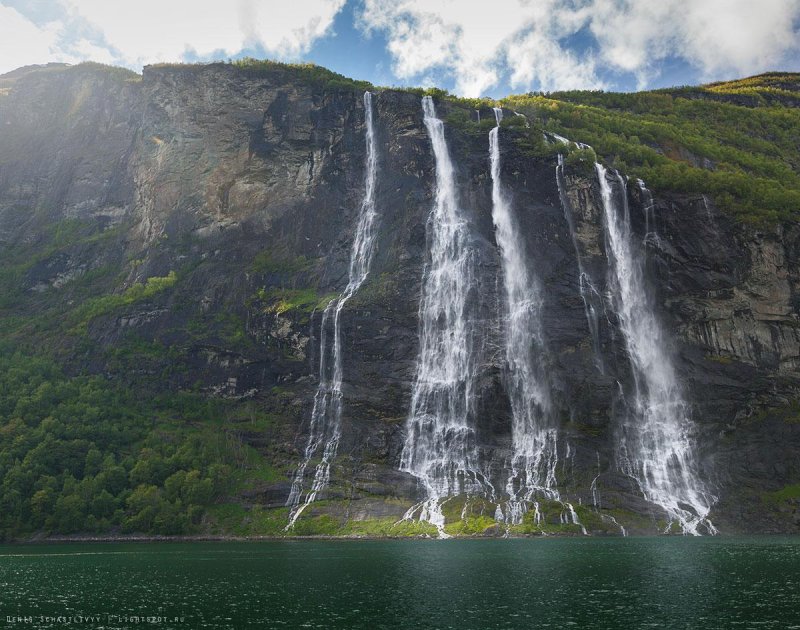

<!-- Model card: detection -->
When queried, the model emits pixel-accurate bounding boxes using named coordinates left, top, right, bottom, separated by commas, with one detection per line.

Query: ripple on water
left=0, top=538, right=798, bottom=628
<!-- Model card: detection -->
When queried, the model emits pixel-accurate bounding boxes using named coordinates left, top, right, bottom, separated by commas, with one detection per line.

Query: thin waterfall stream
left=286, top=91, right=380, bottom=527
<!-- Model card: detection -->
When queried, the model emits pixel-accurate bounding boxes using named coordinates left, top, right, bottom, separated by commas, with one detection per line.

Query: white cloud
left=680, top=0, right=800, bottom=77
left=590, top=0, right=800, bottom=82
left=358, top=0, right=595, bottom=96
left=53, top=0, right=345, bottom=68
left=360, top=0, right=800, bottom=95
left=2, top=0, right=798, bottom=92
left=0, top=0, right=347, bottom=75
left=507, top=31, right=603, bottom=93
left=67, top=37, right=116, bottom=65
left=0, top=5, right=65, bottom=74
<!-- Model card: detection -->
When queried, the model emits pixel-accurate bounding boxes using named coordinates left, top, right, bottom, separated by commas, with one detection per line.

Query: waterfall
left=595, top=163, right=716, bottom=535
left=489, top=108, right=560, bottom=526
left=557, top=153, right=605, bottom=372
left=286, top=91, right=380, bottom=528
left=637, top=179, right=655, bottom=237
left=400, top=96, right=488, bottom=536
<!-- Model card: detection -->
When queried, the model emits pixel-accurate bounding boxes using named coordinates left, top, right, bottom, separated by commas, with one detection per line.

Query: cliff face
left=1, top=62, right=798, bottom=535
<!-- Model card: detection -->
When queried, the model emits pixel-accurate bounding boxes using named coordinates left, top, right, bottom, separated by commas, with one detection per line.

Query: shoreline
left=8, top=532, right=593, bottom=544
left=5, top=531, right=792, bottom=544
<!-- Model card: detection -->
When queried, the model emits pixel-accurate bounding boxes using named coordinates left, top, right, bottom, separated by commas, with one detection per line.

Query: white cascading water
left=595, top=163, right=717, bottom=535
left=637, top=179, right=655, bottom=237
left=400, top=96, right=489, bottom=536
left=488, top=109, right=561, bottom=526
left=286, top=91, right=380, bottom=528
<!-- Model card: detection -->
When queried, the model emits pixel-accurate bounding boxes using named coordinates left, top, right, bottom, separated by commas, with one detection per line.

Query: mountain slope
left=0, top=61, right=798, bottom=538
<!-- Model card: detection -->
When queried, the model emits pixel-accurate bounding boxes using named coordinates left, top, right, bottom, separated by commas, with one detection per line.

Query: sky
left=1, top=0, right=799, bottom=98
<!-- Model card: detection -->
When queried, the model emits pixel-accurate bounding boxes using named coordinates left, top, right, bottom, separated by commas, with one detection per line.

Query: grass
left=344, top=517, right=438, bottom=537
left=258, top=287, right=337, bottom=315
left=251, top=250, right=315, bottom=275
left=68, top=271, right=177, bottom=332
left=763, top=483, right=800, bottom=505
left=206, top=504, right=291, bottom=536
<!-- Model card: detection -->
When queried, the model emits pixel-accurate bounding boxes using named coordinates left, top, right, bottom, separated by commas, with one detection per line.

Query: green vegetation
left=287, top=503, right=439, bottom=537
left=0, top=62, right=141, bottom=90
left=0, top=352, right=224, bottom=539
left=399, top=85, right=498, bottom=111
left=564, top=146, right=598, bottom=175
left=69, top=271, right=177, bottom=332
left=206, top=504, right=290, bottom=536
left=763, top=483, right=800, bottom=504
left=256, top=287, right=337, bottom=315
left=0, top=350, right=298, bottom=540
left=343, top=517, right=439, bottom=537
left=230, top=58, right=374, bottom=93
left=72, top=62, right=142, bottom=83
left=250, top=250, right=315, bottom=275
left=503, top=72, right=800, bottom=224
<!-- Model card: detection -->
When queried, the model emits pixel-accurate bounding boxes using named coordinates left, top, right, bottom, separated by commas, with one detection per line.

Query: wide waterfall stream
left=286, top=91, right=380, bottom=527
left=400, top=96, right=487, bottom=534
left=596, top=163, right=716, bottom=535
left=489, top=110, right=582, bottom=530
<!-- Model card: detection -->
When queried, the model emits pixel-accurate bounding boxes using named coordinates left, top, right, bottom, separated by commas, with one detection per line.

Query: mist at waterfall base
left=2, top=539, right=799, bottom=628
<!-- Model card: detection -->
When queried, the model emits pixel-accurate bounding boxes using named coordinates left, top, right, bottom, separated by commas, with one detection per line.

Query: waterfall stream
left=286, top=91, right=380, bottom=528
left=596, top=163, right=716, bottom=535
left=400, top=96, right=488, bottom=535
left=489, top=109, right=561, bottom=525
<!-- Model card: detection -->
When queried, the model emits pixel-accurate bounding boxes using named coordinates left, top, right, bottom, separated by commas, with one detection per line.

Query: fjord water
left=286, top=91, right=380, bottom=527
left=2, top=538, right=799, bottom=629
left=596, top=164, right=716, bottom=534
left=400, top=96, right=486, bottom=531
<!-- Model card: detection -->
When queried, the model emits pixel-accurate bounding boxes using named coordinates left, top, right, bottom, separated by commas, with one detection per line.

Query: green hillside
left=503, top=72, right=800, bottom=224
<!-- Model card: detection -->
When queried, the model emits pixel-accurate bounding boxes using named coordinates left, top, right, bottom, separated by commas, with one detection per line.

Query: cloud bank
left=1, top=0, right=798, bottom=95
left=0, top=0, right=346, bottom=74
left=359, top=0, right=800, bottom=95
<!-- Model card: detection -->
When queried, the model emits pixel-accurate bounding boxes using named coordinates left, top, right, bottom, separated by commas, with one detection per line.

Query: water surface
left=1, top=537, right=799, bottom=628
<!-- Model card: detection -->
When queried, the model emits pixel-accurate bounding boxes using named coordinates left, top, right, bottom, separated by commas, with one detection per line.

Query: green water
left=1, top=538, right=799, bottom=629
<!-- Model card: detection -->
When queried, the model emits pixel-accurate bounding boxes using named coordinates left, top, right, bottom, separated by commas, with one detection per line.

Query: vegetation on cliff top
left=501, top=72, right=800, bottom=225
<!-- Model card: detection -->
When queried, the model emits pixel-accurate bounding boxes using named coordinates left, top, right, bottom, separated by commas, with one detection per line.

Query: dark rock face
left=1, top=63, right=798, bottom=534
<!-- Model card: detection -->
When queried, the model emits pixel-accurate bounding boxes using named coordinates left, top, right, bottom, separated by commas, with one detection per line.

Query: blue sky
left=2, top=0, right=799, bottom=97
